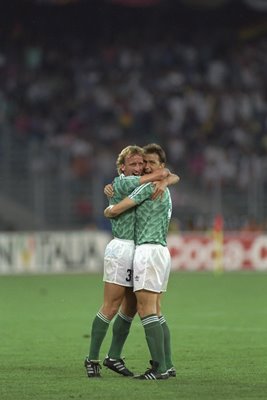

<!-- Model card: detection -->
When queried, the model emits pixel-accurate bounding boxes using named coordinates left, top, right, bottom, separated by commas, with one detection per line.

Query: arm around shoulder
left=139, top=168, right=170, bottom=184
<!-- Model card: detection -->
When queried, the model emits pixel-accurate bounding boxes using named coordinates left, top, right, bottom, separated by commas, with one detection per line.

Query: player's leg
left=103, top=281, right=137, bottom=376
left=107, top=288, right=137, bottom=360
left=135, top=289, right=167, bottom=378
left=89, top=282, right=126, bottom=359
left=87, top=237, right=134, bottom=358
left=101, top=238, right=136, bottom=376
left=133, top=244, right=169, bottom=379
left=157, top=294, right=176, bottom=377
left=103, top=289, right=136, bottom=376
left=84, top=282, right=125, bottom=378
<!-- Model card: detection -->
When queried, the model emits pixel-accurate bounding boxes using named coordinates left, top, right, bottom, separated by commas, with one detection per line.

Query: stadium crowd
left=1, top=2, right=267, bottom=230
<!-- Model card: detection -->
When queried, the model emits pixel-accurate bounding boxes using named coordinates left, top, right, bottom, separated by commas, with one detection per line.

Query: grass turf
left=0, top=271, right=267, bottom=400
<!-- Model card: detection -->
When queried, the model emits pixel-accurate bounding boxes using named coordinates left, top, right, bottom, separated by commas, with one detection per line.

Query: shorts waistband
left=137, top=242, right=165, bottom=247
left=114, top=237, right=135, bottom=244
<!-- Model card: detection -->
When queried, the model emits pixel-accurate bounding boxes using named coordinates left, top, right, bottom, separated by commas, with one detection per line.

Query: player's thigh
left=101, top=282, right=126, bottom=318
left=103, top=282, right=126, bottom=305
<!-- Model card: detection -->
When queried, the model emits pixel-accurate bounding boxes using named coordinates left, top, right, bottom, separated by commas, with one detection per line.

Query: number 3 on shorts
left=126, top=269, right=132, bottom=282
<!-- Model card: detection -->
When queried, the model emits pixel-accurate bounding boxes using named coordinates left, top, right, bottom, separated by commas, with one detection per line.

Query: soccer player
left=104, top=143, right=176, bottom=380
left=84, top=145, right=172, bottom=378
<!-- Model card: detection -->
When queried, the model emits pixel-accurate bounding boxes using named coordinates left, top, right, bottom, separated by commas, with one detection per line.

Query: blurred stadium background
left=1, top=0, right=267, bottom=273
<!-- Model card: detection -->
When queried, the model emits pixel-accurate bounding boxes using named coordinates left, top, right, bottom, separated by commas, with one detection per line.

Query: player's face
left=144, top=153, right=164, bottom=174
left=121, top=154, right=144, bottom=176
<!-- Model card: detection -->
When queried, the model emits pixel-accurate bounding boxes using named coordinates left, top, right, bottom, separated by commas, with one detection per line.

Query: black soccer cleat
left=134, top=360, right=169, bottom=380
left=167, top=366, right=176, bottom=377
left=84, top=357, right=102, bottom=378
left=103, top=357, right=134, bottom=376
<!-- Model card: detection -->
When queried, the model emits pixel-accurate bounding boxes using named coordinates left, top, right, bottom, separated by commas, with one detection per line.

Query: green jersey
left=129, top=183, right=172, bottom=246
left=109, top=174, right=141, bottom=240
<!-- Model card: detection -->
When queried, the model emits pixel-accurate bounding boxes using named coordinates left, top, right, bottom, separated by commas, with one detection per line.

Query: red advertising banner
left=167, top=233, right=267, bottom=271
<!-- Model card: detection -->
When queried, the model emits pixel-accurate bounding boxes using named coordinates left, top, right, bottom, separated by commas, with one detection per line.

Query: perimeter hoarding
left=0, top=231, right=267, bottom=274
left=167, top=232, right=267, bottom=272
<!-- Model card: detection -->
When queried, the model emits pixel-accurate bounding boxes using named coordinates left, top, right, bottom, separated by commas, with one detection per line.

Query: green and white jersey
left=128, top=183, right=172, bottom=246
left=109, top=174, right=141, bottom=240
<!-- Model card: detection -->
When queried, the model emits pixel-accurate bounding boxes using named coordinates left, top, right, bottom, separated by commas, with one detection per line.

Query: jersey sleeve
left=114, top=175, right=141, bottom=196
left=128, top=183, right=153, bottom=205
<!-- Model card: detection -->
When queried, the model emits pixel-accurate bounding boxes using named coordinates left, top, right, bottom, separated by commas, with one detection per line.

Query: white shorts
left=103, top=238, right=135, bottom=287
left=133, top=244, right=171, bottom=293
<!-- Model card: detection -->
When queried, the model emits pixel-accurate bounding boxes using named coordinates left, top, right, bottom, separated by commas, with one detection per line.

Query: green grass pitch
left=1, top=271, right=267, bottom=400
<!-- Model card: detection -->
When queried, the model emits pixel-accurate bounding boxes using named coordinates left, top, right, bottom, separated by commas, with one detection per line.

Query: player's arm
left=139, top=168, right=170, bottom=184
left=167, top=173, right=180, bottom=185
left=151, top=173, right=180, bottom=200
left=104, top=197, right=135, bottom=218
left=103, top=169, right=169, bottom=198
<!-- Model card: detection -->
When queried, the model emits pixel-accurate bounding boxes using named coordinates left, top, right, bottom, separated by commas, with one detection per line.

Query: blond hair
left=116, top=145, right=144, bottom=174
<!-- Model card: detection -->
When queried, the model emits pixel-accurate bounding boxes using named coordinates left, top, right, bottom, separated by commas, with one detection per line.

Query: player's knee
left=121, top=304, right=137, bottom=318
left=137, top=300, right=157, bottom=318
left=101, top=303, right=120, bottom=320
